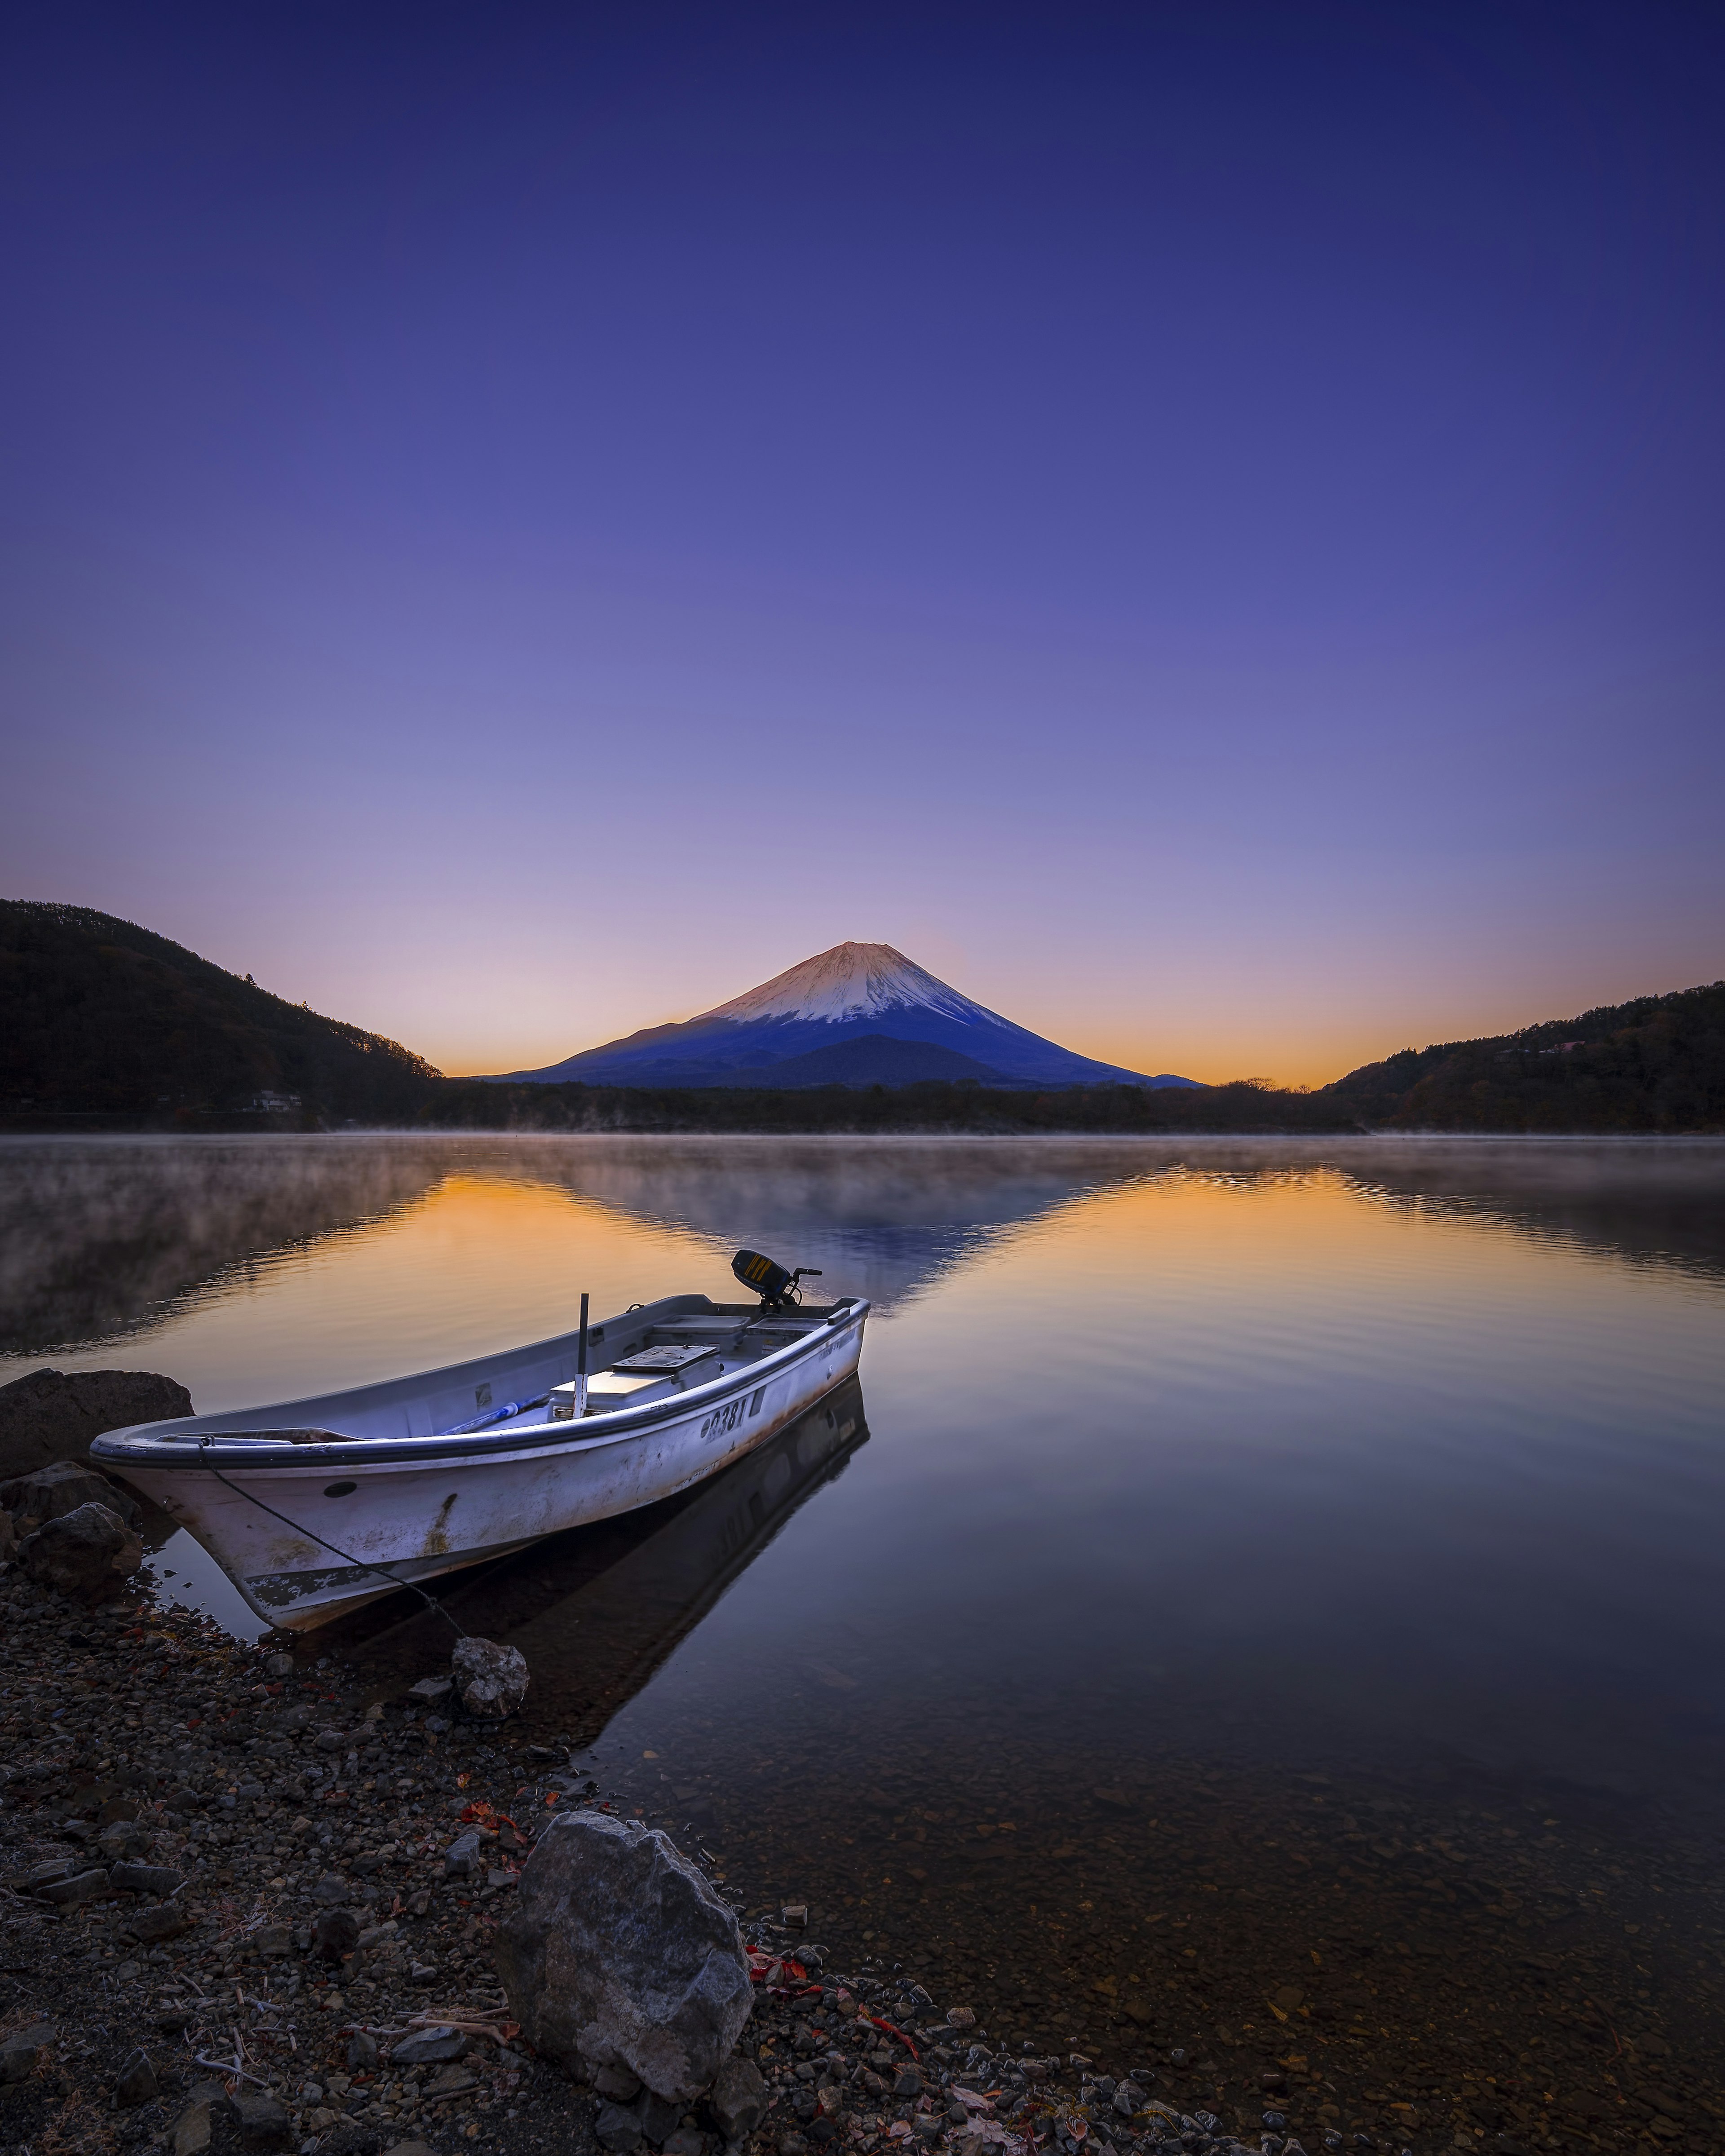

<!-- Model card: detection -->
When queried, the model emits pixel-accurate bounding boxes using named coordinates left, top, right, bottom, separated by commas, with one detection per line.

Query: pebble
left=233, top=2086, right=294, bottom=2147
left=394, top=2027, right=470, bottom=2065
left=116, top=2046, right=159, bottom=2103
left=314, top=1906, right=361, bottom=1960
left=597, top=2097, right=646, bottom=2150
left=446, top=1827, right=484, bottom=1878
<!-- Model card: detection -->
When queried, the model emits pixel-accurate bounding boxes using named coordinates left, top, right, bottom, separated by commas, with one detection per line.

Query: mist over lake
left=8, top=1132, right=1725, bottom=1793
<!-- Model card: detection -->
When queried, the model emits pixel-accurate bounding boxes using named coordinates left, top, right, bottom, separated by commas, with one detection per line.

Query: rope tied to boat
left=195, top=1436, right=469, bottom=1639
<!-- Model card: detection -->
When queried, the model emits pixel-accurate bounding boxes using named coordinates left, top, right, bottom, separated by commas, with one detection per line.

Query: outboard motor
left=732, top=1249, right=822, bottom=1310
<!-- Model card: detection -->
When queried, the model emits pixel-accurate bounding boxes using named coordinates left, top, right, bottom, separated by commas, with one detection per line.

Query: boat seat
left=649, top=1319, right=821, bottom=1346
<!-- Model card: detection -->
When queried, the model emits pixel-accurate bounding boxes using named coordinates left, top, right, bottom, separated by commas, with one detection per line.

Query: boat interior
left=96, top=1290, right=861, bottom=1452
left=483, top=1303, right=849, bottom=1435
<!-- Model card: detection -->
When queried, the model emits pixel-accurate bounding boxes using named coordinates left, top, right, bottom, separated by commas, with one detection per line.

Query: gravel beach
left=3, top=1568, right=1721, bottom=2156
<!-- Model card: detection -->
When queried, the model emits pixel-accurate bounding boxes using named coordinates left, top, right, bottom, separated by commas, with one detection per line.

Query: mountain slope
left=1324, top=979, right=1725, bottom=1131
left=724, top=1033, right=1009, bottom=1090
left=492, top=941, right=1199, bottom=1089
left=0, top=900, right=442, bottom=1122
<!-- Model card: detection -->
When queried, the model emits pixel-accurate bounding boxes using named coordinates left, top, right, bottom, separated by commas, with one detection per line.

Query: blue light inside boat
left=438, top=1392, right=550, bottom=1437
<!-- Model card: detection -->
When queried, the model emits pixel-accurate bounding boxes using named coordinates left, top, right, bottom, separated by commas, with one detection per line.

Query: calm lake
left=4, top=1133, right=1724, bottom=2086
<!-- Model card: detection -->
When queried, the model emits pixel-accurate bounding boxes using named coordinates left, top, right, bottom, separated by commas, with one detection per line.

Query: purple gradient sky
left=3, top=4, right=1722, bottom=1085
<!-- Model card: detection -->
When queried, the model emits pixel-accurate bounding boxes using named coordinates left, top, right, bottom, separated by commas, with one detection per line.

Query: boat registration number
left=701, top=1386, right=766, bottom=1443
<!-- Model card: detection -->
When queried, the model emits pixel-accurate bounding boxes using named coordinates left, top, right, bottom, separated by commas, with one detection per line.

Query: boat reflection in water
left=327, top=1375, right=868, bottom=1751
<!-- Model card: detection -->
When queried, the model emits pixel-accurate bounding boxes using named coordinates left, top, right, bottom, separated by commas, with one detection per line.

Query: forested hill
left=4, top=898, right=1722, bottom=1132
left=0, top=901, right=441, bottom=1123
left=1324, top=981, right=1725, bottom=1132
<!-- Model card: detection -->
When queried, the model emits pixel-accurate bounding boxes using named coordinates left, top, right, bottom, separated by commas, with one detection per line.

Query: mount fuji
left=491, top=942, right=1199, bottom=1091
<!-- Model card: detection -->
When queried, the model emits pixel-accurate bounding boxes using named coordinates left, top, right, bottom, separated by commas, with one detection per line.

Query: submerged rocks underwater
left=1, top=1557, right=1721, bottom=2156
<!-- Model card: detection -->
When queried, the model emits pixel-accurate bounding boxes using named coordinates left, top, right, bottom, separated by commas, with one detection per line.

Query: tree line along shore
left=3, top=902, right=1722, bottom=1135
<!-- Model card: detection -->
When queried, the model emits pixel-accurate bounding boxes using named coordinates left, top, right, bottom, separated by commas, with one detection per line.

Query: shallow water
left=5, top=1132, right=1725, bottom=2105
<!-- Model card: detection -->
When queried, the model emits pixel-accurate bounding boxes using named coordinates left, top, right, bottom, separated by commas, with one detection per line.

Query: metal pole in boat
left=576, top=1294, right=589, bottom=1418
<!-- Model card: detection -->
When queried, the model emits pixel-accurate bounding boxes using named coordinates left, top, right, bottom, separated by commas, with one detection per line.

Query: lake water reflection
left=4, top=1133, right=1725, bottom=2085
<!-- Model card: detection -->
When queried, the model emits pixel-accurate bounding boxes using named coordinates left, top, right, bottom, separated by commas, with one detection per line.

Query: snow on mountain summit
left=698, top=942, right=996, bottom=1029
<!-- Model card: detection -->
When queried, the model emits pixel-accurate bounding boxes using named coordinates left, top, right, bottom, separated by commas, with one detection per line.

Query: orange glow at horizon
left=404, top=937, right=1699, bottom=1095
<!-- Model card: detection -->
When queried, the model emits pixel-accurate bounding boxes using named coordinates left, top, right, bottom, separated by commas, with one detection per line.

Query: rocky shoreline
left=2, top=1372, right=1720, bottom=2156
left=0, top=1564, right=1309, bottom=2156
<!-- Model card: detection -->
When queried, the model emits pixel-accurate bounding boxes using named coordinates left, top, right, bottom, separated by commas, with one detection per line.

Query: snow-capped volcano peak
left=697, top=942, right=998, bottom=1029
left=486, top=938, right=1198, bottom=1090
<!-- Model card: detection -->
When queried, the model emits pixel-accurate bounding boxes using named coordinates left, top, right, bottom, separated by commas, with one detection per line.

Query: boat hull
left=95, top=1297, right=868, bottom=1630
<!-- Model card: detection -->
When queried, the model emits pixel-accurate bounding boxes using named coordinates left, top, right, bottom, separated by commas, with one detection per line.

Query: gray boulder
left=451, top=1635, right=529, bottom=1717
left=17, top=1500, right=143, bottom=1604
left=0, top=1457, right=141, bottom=1532
left=0, top=1367, right=191, bottom=1480
left=495, top=1810, right=752, bottom=2102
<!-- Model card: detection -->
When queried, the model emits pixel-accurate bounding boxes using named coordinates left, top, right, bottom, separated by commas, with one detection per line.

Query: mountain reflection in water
left=6, top=1133, right=1725, bottom=1372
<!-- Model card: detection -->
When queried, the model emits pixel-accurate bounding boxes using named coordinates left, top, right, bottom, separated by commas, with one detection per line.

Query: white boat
left=92, top=1255, right=869, bottom=1632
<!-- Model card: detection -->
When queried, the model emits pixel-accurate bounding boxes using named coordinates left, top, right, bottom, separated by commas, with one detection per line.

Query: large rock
left=452, top=1635, right=529, bottom=1717
left=495, top=1811, right=752, bottom=2102
left=0, top=1367, right=191, bottom=1480
left=17, top=1500, right=144, bottom=1604
left=0, top=1457, right=141, bottom=1532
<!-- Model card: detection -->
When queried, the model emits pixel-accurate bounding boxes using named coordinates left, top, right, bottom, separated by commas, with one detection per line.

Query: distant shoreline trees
left=3, top=901, right=1720, bottom=1135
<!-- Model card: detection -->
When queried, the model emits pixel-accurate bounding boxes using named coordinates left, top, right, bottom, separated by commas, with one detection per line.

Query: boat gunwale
left=90, top=1293, right=869, bottom=1475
